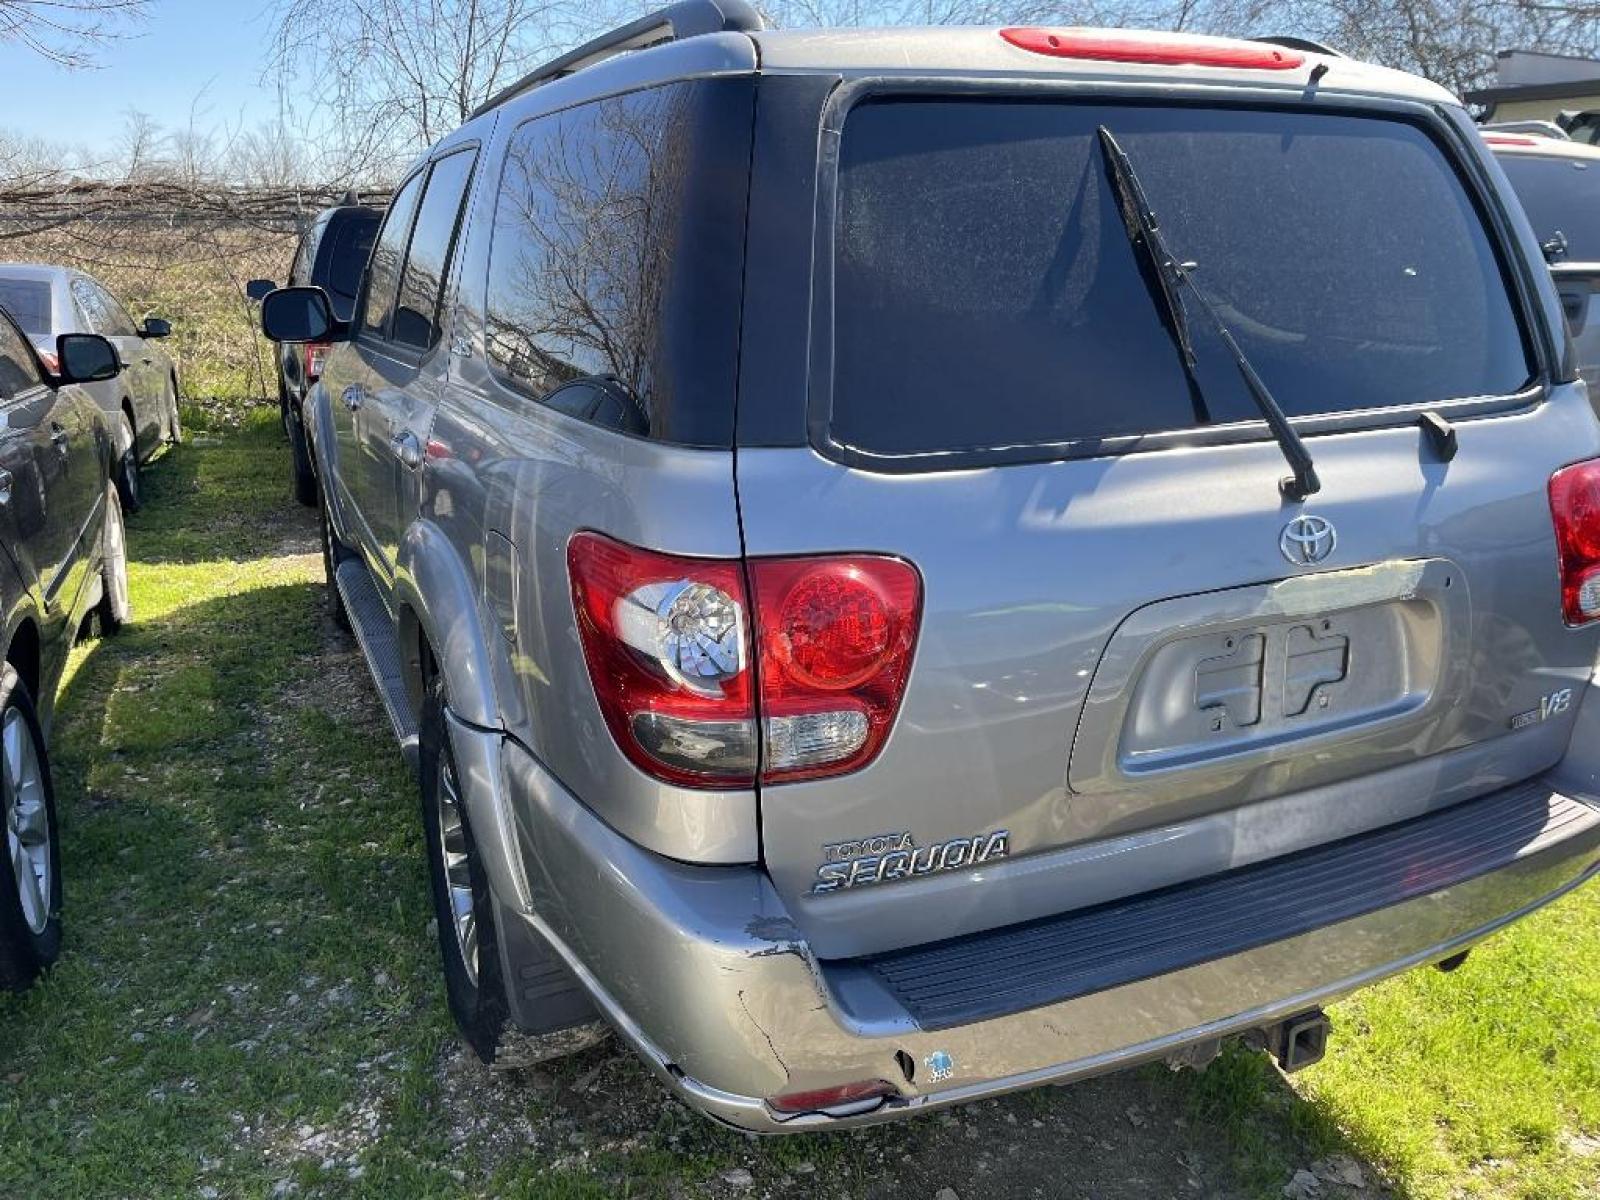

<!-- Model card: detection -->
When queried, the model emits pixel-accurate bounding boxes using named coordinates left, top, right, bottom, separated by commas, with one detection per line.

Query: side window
left=93, top=284, right=138, bottom=337
left=0, top=315, right=44, bottom=400
left=360, top=171, right=425, bottom=340
left=392, top=150, right=477, bottom=351
left=70, top=278, right=105, bottom=333
left=289, top=228, right=316, bottom=286
left=483, top=83, right=689, bottom=435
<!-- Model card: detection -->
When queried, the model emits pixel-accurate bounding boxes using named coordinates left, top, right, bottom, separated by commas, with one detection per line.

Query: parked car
left=262, top=8, right=1600, bottom=1132
left=247, top=201, right=382, bottom=506
left=1485, top=130, right=1600, bottom=406
left=0, top=310, right=129, bottom=990
left=0, top=264, right=181, bottom=512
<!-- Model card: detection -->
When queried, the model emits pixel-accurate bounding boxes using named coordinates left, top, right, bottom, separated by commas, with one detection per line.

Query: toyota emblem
left=1280, top=515, right=1337, bottom=566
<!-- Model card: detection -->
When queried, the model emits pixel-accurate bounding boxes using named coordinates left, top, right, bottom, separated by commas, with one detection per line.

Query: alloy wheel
left=3, top=707, right=50, bottom=935
left=436, top=752, right=478, bottom=986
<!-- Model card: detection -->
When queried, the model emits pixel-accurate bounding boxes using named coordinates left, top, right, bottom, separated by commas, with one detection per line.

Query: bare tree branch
left=0, top=0, right=146, bottom=67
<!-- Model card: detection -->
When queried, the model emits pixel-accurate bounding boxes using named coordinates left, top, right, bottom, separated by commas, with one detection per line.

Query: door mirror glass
left=139, top=316, right=172, bottom=339
left=261, top=286, right=340, bottom=344
left=55, top=333, right=121, bottom=384
left=245, top=278, right=278, bottom=303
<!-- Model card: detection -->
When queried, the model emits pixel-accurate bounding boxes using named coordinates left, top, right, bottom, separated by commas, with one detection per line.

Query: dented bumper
left=496, top=737, right=1600, bottom=1133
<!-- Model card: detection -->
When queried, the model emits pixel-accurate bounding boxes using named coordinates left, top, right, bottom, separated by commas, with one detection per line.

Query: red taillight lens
left=567, top=535, right=921, bottom=788
left=568, top=533, right=756, bottom=787
left=1550, top=459, right=1600, bottom=626
left=999, top=27, right=1304, bottom=70
left=37, top=350, right=59, bottom=374
left=769, top=1079, right=896, bottom=1115
left=304, top=342, right=329, bottom=381
left=750, top=557, right=920, bottom=782
left=1482, top=133, right=1539, bottom=147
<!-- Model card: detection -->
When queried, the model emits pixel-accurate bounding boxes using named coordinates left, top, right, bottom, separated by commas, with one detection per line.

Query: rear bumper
left=497, top=739, right=1600, bottom=1133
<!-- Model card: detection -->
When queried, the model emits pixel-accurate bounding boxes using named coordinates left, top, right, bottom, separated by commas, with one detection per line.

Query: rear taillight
left=37, top=350, right=59, bottom=374
left=304, top=342, right=329, bottom=381
left=1550, top=460, right=1600, bottom=626
left=567, top=533, right=921, bottom=788
left=749, top=556, right=920, bottom=782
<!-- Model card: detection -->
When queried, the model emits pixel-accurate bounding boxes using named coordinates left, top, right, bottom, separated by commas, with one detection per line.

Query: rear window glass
left=0, top=279, right=51, bottom=337
left=831, top=99, right=1533, bottom=460
left=319, top=214, right=379, bottom=318
left=1496, top=153, right=1600, bottom=261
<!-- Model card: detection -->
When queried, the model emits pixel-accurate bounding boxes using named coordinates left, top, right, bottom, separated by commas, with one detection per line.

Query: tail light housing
left=567, top=533, right=921, bottom=788
left=37, top=349, right=59, bottom=374
left=304, top=342, right=329, bottom=382
left=1550, top=459, right=1600, bottom=626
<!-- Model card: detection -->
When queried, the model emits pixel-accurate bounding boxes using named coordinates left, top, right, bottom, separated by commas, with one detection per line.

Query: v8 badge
left=1510, top=688, right=1573, bottom=731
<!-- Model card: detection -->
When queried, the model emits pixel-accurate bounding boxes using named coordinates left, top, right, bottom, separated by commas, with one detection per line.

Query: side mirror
left=245, top=279, right=278, bottom=303
left=54, top=333, right=121, bottom=385
left=138, top=317, right=171, bottom=339
left=260, top=286, right=344, bottom=345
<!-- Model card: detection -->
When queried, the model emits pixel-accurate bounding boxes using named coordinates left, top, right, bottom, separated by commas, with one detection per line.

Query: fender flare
left=392, top=518, right=505, bottom=732
left=395, top=518, right=533, bottom=911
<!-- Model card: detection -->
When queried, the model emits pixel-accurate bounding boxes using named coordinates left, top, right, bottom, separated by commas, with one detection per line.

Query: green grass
left=0, top=407, right=1595, bottom=1199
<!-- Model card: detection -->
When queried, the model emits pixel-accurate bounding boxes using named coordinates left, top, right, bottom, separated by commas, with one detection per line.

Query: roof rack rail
left=470, top=0, right=765, bottom=119
left=1251, top=35, right=1345, bottom=57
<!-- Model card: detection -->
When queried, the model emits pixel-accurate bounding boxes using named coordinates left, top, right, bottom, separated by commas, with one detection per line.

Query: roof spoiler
left=1251, top=35, right=1345, bottom=57
left=470, top=0, right=765, bottom=119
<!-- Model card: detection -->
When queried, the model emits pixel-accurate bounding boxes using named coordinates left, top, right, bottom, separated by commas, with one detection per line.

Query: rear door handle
left=391, top=429, right=423, bottom=470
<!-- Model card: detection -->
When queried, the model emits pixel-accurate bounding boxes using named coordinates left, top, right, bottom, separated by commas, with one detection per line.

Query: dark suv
left=249, top=202, right=381, bottom=504
left=0, top=310, right=127, bottom=990
left=262, top=5, right=1600, bottom=1131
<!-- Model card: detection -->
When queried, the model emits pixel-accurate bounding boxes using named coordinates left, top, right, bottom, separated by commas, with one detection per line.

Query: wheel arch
left=4, top=614, right=40, bottom=703
left=393, top=518, right=510, bottom=734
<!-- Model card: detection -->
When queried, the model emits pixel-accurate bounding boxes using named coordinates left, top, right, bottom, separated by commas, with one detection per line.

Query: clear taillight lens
left=568, top=533, right=756, bottom=787
left=1551, top=459, right=1600, bottom=626
left=567, top=534, right=922, bottom=788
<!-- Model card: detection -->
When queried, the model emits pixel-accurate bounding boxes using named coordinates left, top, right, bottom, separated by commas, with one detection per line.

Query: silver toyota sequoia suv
left=261, top=4, right=1600, bottom=1131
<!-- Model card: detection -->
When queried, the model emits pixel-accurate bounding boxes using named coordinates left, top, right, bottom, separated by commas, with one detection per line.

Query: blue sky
left=0, top=0, right=293, bottom=158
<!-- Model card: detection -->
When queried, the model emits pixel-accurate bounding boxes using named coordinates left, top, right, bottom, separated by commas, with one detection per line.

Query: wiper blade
left=1096, top=125, right=1322, bottom=501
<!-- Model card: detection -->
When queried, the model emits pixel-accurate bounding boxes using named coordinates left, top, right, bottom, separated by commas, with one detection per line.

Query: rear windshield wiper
left=1096, top=125, right=1322, bottom=501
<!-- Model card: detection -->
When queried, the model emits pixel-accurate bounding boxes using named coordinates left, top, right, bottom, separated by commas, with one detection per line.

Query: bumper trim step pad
left=849, top=782, right=1597, bottom=1031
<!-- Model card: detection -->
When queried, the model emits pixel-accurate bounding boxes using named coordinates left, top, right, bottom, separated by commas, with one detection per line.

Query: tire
left=115, top=412, right=141, bottom=514
left=0, top=666, right=63, bottom=992
left=96, top=484, right=131, bottom=637
left=166, top=376, right=183, bottom=445
left=419, top=673, right=509, bottom=1062
left=319, top=489, right=351, bottom=633
left=288, top=405, right=317, bottom=508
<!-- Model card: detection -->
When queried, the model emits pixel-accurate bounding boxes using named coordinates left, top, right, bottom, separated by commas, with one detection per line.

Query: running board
left=334, top=558, right=419, bottom=765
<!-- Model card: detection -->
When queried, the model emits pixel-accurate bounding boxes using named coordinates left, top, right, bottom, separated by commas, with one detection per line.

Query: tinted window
left=319, top=213, right=379, bottom=319
left=0, top=279, right=51, bottom=337
left=832, top=100, right=1533, bottom=460
left=70, top=278, right=108, bottom=334
left=91, top=283, right=137, bottom=336
left=289, top=224, right=318, bottom=286
left=361, top=172, right=425, bottom=339
left=483, top=79, right=754, bottom=446
left=1497, top=153, right=1600, bottom=261
left=394, top=153, right=476, bottom=350
left=0, top=314, right=43, bottom=399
